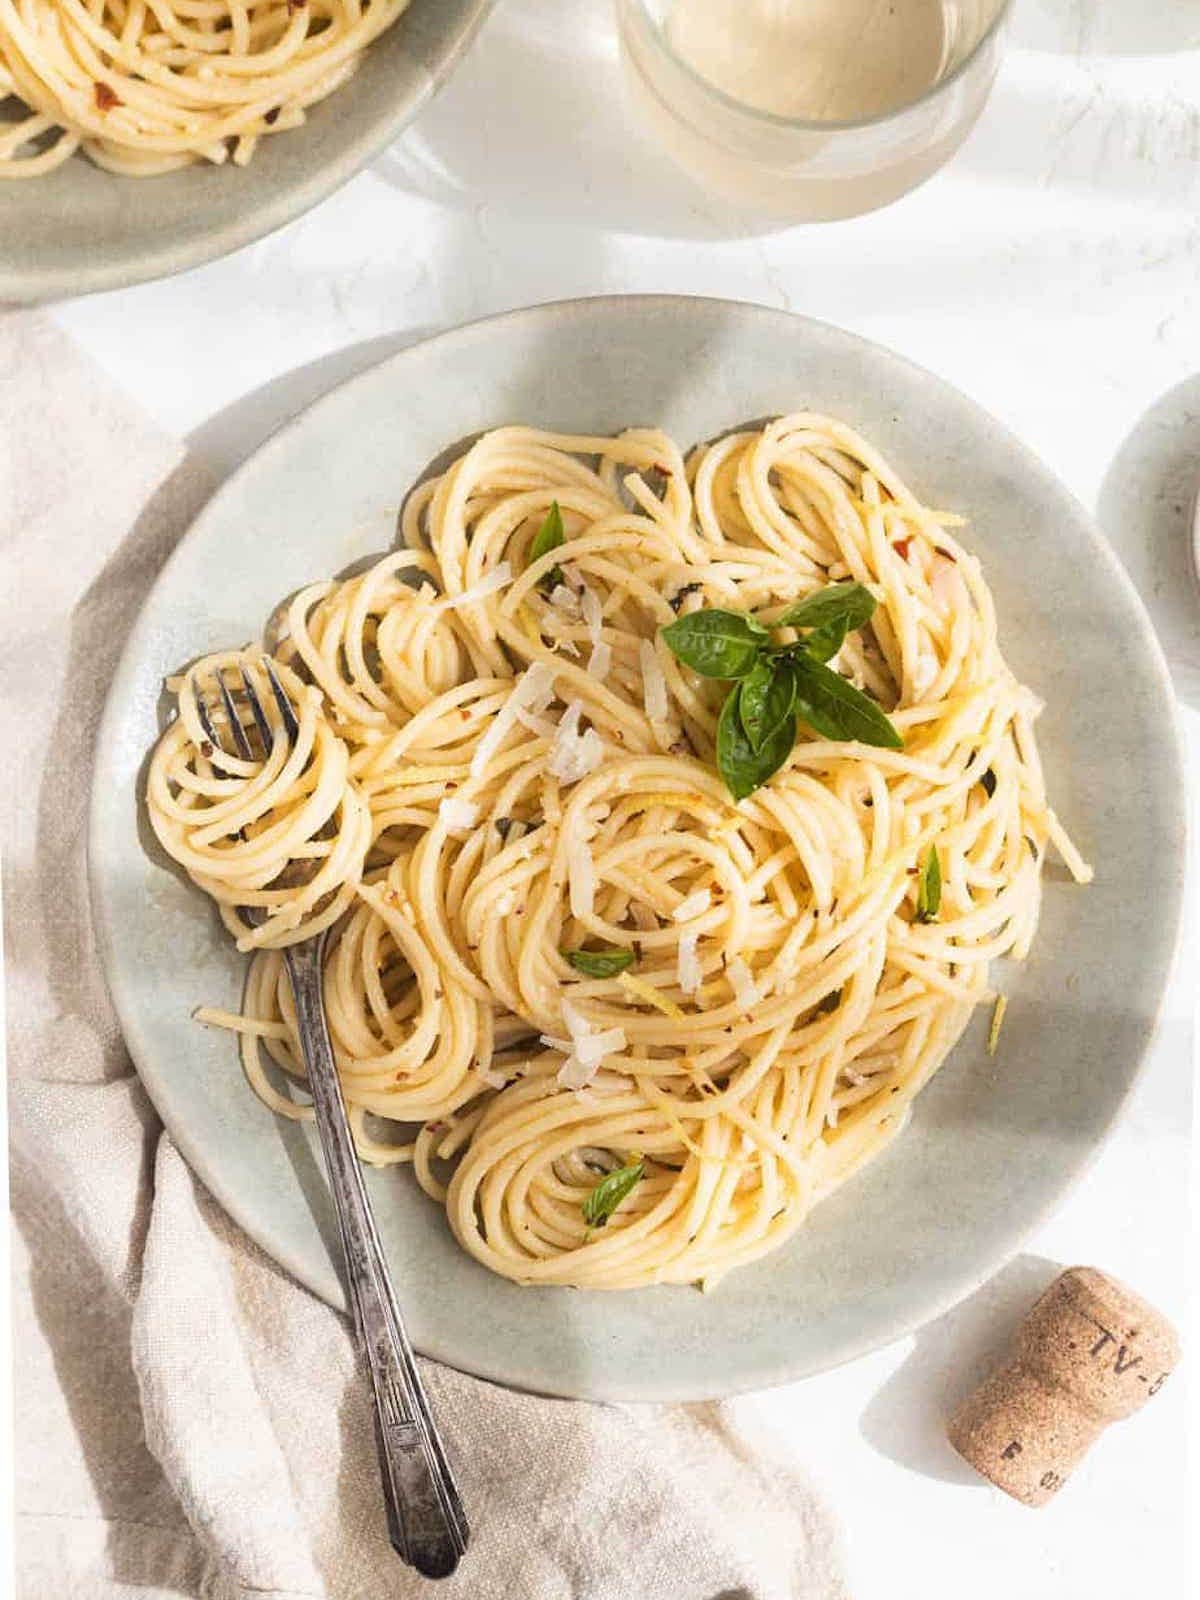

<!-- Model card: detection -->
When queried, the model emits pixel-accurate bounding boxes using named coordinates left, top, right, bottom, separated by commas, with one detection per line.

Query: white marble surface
left=51, top=1, right=1198, bottom=1595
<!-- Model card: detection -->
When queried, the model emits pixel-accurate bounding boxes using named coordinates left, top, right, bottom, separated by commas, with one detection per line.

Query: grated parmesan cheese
left=726, top=957, right=760, bottom=1010
left=470, top=662, right=556, bottom=779
left=567, top=827, right=595, bottom=918
left=561, top=996, right=590, bottom=1042
left=436, top=561, right=513, bottom=610
left=543, top=999, right=627, bottom=1090
left=579, top=583, right=603, bottom=650
left=438, top=796, right=479, bottom=836
left=548, top=700, right=605, bottom=785
left=672, top=887, right=711, bottom=923
left=677, top=929, right=701, bottom=996
left=586, top=640, right=612, bottom=681
left=640, top=638, right=669, bottom=722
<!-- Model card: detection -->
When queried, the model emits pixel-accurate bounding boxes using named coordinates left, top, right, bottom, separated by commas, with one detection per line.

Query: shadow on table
left=1097, top=373, right=1200, bottom=710
left=1009, top=0, right=1200, bottom=57
left=951, top=51, right=1199, bottom=210
left=858, top=1253, right=1062, bottom=1484
left=373, top=0, right=769, bottom=241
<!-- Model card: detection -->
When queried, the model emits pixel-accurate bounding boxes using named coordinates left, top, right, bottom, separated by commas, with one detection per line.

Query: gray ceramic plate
left=0, top=0, right=491, bottom=303
left=90, top=297, right=1185, bottom=1401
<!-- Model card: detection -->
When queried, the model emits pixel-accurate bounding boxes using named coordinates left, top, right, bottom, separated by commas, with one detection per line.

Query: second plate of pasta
left=92, top=297, right=1183, bottom=1398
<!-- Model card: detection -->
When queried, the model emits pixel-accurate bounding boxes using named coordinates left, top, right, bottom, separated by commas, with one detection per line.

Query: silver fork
left=199, top=659, right=469, bottom=1580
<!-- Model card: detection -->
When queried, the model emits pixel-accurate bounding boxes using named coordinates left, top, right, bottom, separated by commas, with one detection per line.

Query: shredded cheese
left=436, top=562, right=513, bottom=610
left=677, top=929, right=701, bottom=996
left=470, top=663, right=556, bottom=779
left=543, top=999, right=627, bottom=1090
left=548, top=700, right=605, bottom=785
left=567, top=827, right=595, bottom=918
left=586, top=640, right=612, bottom=681
left=640, top=637, right=669, bottom=722
left=438, top=796, right=478, bottom=836
left=580, top=583, right=603, bottom=650
left=726, top=957, right=760, bottom=1010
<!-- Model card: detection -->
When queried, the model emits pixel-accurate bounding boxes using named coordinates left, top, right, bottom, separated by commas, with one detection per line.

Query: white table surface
left=51, top=1, right=1199, bottom=1595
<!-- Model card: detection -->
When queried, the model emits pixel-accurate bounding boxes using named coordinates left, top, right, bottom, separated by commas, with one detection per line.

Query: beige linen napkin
left=3, top=311, right=850, bottom=1600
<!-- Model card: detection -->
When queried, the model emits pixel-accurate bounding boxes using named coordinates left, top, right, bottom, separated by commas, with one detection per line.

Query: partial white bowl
left=0, top=0, right=492, bottom=303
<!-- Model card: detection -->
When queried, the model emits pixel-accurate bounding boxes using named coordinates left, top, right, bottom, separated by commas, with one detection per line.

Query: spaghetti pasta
left=0, top=0, right=408, bottom=177
left=146, top=415, right=1090, bottom=1291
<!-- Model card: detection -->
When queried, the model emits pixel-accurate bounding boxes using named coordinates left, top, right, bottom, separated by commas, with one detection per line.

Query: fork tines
left=199, top=657, right=299, bottom=761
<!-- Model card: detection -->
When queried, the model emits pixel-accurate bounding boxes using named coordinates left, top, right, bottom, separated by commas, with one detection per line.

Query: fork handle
left=283, top=942, right=469, bottom=1579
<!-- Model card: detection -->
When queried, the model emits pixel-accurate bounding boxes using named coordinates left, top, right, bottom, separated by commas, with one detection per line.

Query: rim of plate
left=89, top=296, right=1188, bottom=1399
left=0, top=0, right=493, bottom=304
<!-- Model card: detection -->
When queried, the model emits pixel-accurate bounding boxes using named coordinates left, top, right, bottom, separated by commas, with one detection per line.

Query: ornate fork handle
left=284, top=939, right=469, bottom=1579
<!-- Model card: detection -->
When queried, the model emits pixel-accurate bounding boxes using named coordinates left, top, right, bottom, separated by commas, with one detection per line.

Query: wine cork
left=947, top=1266, right=1180, bottom=1506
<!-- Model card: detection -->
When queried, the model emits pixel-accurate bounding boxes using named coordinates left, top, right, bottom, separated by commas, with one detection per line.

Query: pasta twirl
left=146, top=416, right=1090, bottom=1291
left=0, top=0, right=409, bottom=177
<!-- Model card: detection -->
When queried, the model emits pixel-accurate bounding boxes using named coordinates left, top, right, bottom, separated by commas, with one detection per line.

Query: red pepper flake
left=935, top=545, right=957, bottom=563
left=264, top=107, right=281, bottom=126
left=94, top=81, right=122, bottom=111
left=892, top=538, right=911, bottom=561
left=199, top=739, right=214, bottom=757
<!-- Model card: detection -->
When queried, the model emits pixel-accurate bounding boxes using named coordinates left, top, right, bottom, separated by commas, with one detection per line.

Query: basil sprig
left=798, top=616, right=849, bottom=663
left=565, top=946, right=635, bottom=978
left=717, top=685, right=797, bottom=801
left=774, top=581, right=878, bottom=634
left=738, top=656, right=796, bottom=750
left=660, top=608, right=767, bottom=679
left=915, top=847, right=942, bottom=922
left=528, top=501, right=565, bottom=590
left=582, top=1157, right=645, bottom=1228
left=791, top=655, right=903, bottom=750
left=660, top=582, right=902, bottom=799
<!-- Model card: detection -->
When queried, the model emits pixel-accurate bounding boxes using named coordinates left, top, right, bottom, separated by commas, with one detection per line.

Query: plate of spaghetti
left=0, top=0, right=491, bottom=300
left=92, top=297, right=1184, bottom=1398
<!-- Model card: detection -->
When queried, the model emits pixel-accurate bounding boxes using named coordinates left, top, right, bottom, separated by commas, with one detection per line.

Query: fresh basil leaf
left=528, top=502, right=565, bottom=591
left=717, top=683, right=797, bottom=800
left=775, top=581, right=877, bottom=635
left=661, top=609, right=768, bottom=679
left=529, top=501, right=565, bottom=566
left=791, top=656, right=903, bottom=749
left=796, top=615, right=849, bottom=663
left=739, top=657, right=796, bottom=751
left=915, top=846, right=942, bottom=923
left=565, top=946, right=635, bottom=978
left=582, top=1157, right=645, bottom=1228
